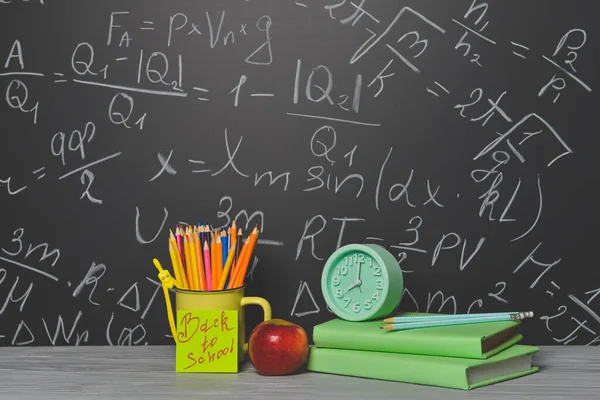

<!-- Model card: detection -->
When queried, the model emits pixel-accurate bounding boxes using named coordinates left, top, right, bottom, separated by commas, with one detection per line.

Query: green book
left=313, top=313, right=522, bottom=359
left=307, top=344, right=540, bottom=390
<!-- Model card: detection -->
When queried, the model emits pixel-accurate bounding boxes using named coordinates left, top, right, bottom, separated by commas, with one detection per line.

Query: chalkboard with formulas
left=1, top=0, right=599, bottom=347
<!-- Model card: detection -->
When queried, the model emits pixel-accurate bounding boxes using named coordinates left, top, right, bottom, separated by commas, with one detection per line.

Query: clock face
left=324, top=250, right=387, bottom=320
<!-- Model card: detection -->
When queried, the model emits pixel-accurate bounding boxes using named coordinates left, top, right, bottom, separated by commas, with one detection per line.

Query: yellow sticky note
left=175, top=309, right=238, bottom=373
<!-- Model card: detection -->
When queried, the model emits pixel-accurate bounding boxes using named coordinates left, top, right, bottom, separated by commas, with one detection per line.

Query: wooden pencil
left=231, top=228, right=242, bottom=279
left=215, top=234, right=222, bottom=288
left=211, top=232, right=218, bottom=290
left=169, top=239, right=188, bottom=290
left=168, top=242, right=183, bottom=289
left=203, top=240, right=212, bottom=291
left=187, top=228, right=200, bottom=290
left=175, top=226, right=184, bottom=269
left=183, top=232, right=195, bottom=290
left=229, top=236, right=251, bottom=289
left=230, top=221, right=237, bottom=251
left=221, top=230, right=228, bottom=268
left=234, top=227, right=258, bottom=288
left=194, top=230, right=206, bottom=290
left=218, top=234, right=237, bottom=290
left=380, top=313, right=534, bottom=331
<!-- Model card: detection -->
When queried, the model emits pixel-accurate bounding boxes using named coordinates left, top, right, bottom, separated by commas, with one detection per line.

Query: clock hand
left=346, top=262, right=364, bottom=293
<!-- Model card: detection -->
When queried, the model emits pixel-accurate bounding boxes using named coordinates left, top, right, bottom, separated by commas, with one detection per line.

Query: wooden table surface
left=0, top=346, right=597, bottom=399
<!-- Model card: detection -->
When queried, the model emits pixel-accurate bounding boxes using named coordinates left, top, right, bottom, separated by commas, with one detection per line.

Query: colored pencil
left=228, top=237, right=249, bottom=289
left=187, top=229, right=200, bottom=290
left=233, top=227, right=258, bottom=288
left=229, top=231, right=245, bottom=288
left=164, top=220, right=262, bottom=292
left=380, top=313, right=534, bottom=331
left=218, top=234, right=237, bottom=290
left=382, top=311, right=532, bottom=323
left=231, top=230, right=256, bottom=289
left=169, top=239, right=188, bottom=290
left=203, top=240, right=212, bottom=291
left=175, top=226, right=184, bottom=269
left=221, top=230, right=228, bottom=268
left=194, top=230, right=207, bottom=291
left=233, top=228, right=242, bottom=273
left=211, top=232, right=218, bottom=290
left=183, top=233, right=195, bottom=290
left=215, top=234, right=223, bottom=287
left=167, top=242, right=183, bottom=289
left=230, top=221, right=237, bottom=251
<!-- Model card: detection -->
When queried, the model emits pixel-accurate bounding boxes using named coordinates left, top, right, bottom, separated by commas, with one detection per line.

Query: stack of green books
left=307, top=312, right=540, bottom=390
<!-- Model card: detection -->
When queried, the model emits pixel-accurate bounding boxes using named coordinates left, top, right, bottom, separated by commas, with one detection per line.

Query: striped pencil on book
left=380, top=311, right=534, bottom=331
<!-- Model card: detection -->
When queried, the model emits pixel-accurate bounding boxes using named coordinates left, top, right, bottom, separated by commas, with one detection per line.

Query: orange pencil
left=194, top=230, right=206, bottom=290
left=229, top=235, right=251, bottom=289
left=234, top=227, right=259, bottom=288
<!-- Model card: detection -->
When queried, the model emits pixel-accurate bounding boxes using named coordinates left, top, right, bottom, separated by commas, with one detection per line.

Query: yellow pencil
left=183, top=233, right=194, bottom=290
left=169, top=231, right=188, bottom=290
left=218, top=234, right=237, bottom=290
left=187, top=231, right=200, bottom=290
left=167, top=242, right=182, bottom=288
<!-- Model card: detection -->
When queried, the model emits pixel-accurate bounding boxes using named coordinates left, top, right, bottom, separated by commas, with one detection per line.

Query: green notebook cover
left=307, top=344, right=540, bottom=390
left=313, top=312, right=523, bottom=359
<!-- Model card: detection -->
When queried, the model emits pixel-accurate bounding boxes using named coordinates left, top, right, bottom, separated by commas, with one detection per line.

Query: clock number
left=336, top=288, right=343, bottom=298
left=364, top=299, right=372, bottom=310
left=368, top=257, right=373, bottom=267
left=372, top=291, right=380, bottom=301
left=376, top=279, right=384, bottom=289
left=332, top=276, right=340, bottom=286
left=373, top=266, right=381, bottom=276
left=358, top=253, right=365, bottom=263
left=344, top=256, right=349, bottom=266
left=352, top=303, right=360, bottom=313
left=337, top=265, right=348, bottom=275
left=343, top=298, right=351, bottom=308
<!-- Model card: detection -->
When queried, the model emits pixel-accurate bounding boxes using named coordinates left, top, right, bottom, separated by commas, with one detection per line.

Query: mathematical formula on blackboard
left=0, top=0, right=598, bottom=346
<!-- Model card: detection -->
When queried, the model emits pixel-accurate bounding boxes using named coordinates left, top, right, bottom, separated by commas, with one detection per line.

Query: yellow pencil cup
left=164, top=286, right=271, bottom=363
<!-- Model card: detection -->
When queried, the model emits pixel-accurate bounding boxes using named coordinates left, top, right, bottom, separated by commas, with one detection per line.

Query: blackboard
left=1, top=0, right=599, bottom=347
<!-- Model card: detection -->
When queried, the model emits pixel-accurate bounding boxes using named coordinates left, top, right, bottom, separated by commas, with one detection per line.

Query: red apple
left=248, top=318, right=309, bottom=376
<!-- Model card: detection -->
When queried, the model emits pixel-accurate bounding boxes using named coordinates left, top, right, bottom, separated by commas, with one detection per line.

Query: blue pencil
left=222, top=232, right=228, bottom=268
left=383, top=311, right=532, bottom=323
left=381, top=312, right=534, bottom=331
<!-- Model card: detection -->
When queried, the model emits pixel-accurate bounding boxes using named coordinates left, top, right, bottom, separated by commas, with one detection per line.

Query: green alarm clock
left=321, top=244, right=403, bottom=321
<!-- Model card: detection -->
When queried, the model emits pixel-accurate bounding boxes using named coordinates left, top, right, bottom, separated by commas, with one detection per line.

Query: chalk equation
left=0, top=0, right=598, bottom=346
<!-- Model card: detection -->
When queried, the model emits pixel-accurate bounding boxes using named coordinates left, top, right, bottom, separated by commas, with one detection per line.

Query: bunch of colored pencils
left=167, top=221, right=259, bottom=291
left=380, top=311, right=534, bottom=331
